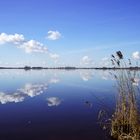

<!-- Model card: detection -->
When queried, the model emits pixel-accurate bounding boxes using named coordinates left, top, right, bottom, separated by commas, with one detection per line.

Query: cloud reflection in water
left=46, top=97, right=62, bottom=107
left=0, top=83, right=48, bottom=104
left=80, top=71, right=94, bottom=81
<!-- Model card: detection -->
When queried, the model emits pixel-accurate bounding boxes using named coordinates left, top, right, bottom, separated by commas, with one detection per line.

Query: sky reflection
left=0, top=70, right=139, bottom=105
left=0, top=69, right=139, bottom=140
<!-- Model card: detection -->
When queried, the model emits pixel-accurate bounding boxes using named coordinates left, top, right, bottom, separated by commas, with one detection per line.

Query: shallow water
left=0, top=69, right=139, bottom=140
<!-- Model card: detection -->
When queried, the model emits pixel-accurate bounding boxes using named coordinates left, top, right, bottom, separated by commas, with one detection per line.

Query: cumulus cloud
left=0, top=32, right=60, bottom=62
left=0, top=33, right=24, bottom=44
left=81, top=56, right=93, bottom=65
left=19, top=40, right=48, bottom=53
left=46, top=97, right=62, bottom=107
left=0, top=33, right=48, bottom=53
left=47, top=30, right=61, bottom=40
left=132, top=51, right=140, bottom=60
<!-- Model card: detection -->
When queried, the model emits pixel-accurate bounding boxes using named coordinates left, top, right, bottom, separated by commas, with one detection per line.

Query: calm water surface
left=0, top=69, right=139, bottom=140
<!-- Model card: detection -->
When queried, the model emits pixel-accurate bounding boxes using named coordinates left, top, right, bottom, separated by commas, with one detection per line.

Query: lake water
left=0, top=69, right=139, bottom=140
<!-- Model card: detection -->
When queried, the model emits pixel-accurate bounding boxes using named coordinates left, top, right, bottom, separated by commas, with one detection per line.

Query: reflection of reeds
left=111, top=51, right=140, bottom=139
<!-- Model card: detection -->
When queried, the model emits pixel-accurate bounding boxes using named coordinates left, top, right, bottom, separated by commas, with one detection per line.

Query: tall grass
left=111, top=51, right=140, bottom=139
left=98, top=51, right=140, bottom=139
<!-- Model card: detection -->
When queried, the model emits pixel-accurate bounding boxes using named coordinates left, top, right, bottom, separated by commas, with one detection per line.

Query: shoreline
left=0, top=66, right=140, bottom=70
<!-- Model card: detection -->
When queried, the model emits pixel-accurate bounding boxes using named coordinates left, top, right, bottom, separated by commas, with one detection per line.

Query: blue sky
left=0, top=0, right=140, bottom=67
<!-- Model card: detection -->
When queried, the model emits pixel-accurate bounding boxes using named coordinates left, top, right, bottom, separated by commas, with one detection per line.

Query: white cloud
left=132, top=51, right=140, bottom=60
left=81, top=56, right=93, bottom=65
left=0, top=33, right=60, bottom=61
left=0, top=33, right=48, bottom=54
left=100, top=57, right=110, bottom=67
left=47, top=30, right=61, bottom=40
left=49, top=53, right=60, bottom=62
left=19, top=40, right=48, bottom=53
left=0, top=33, right=24, bottom=44
left=46, top=97, right=62, bottom=107
left=102, top=57, right=109, bottom=61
